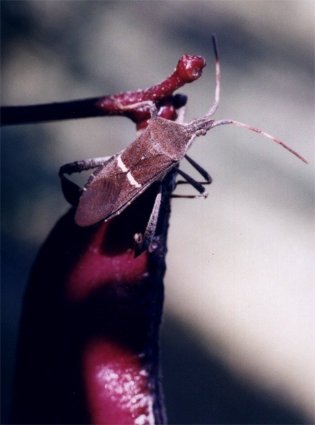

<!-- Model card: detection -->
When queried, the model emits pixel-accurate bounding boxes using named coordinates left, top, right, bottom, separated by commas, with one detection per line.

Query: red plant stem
left=1, top=54, right=205, bottom=126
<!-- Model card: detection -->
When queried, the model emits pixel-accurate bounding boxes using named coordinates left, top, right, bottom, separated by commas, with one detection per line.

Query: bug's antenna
left=206, top=34, right=221, bottom=117
left=185, top=36, right=307, bottom=164
left=211, top=119, right=308, bottom=163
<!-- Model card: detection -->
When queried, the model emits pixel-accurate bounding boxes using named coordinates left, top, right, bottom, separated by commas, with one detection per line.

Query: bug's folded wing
left=75, top=173, right=126, bottom=226
left=75, top=154, right=177, bottom=227
left=130, top=153, right=176, bottom=185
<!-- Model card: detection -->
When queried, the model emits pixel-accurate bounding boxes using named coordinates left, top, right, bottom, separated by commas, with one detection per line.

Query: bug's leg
left=173, top=169, right=208, bottom=198
left=59, top=156, right=111, bottom=205
left=184, top=154, right=212, bottom=183
left=134, top=186, right=162, bottom=256
left=115, top=100, right=158, bottom=118
left=59, top=156, right=112, bottom=176
left=175, top=156, right=212, bottom=197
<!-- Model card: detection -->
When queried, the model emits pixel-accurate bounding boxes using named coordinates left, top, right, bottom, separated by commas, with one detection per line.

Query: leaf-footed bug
left=60, top=35, right=307, bottom=254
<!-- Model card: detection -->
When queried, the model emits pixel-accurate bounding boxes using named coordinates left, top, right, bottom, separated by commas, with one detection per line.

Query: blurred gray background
left=1, top=1, right=314, bottom=423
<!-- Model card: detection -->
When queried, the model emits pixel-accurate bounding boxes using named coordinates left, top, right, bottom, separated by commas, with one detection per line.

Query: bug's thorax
left=140, top=116, right=193, bottom=160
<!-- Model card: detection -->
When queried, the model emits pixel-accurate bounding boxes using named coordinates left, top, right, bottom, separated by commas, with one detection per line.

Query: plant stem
left=1, top=54, right=205, bottom=126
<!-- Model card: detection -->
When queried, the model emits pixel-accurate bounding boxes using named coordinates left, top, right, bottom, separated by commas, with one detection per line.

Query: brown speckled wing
left=75, top=153, right=176, bottom=227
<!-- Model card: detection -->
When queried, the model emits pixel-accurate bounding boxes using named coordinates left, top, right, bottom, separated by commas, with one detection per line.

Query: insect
left=60, top=35, right=306, bottom=253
